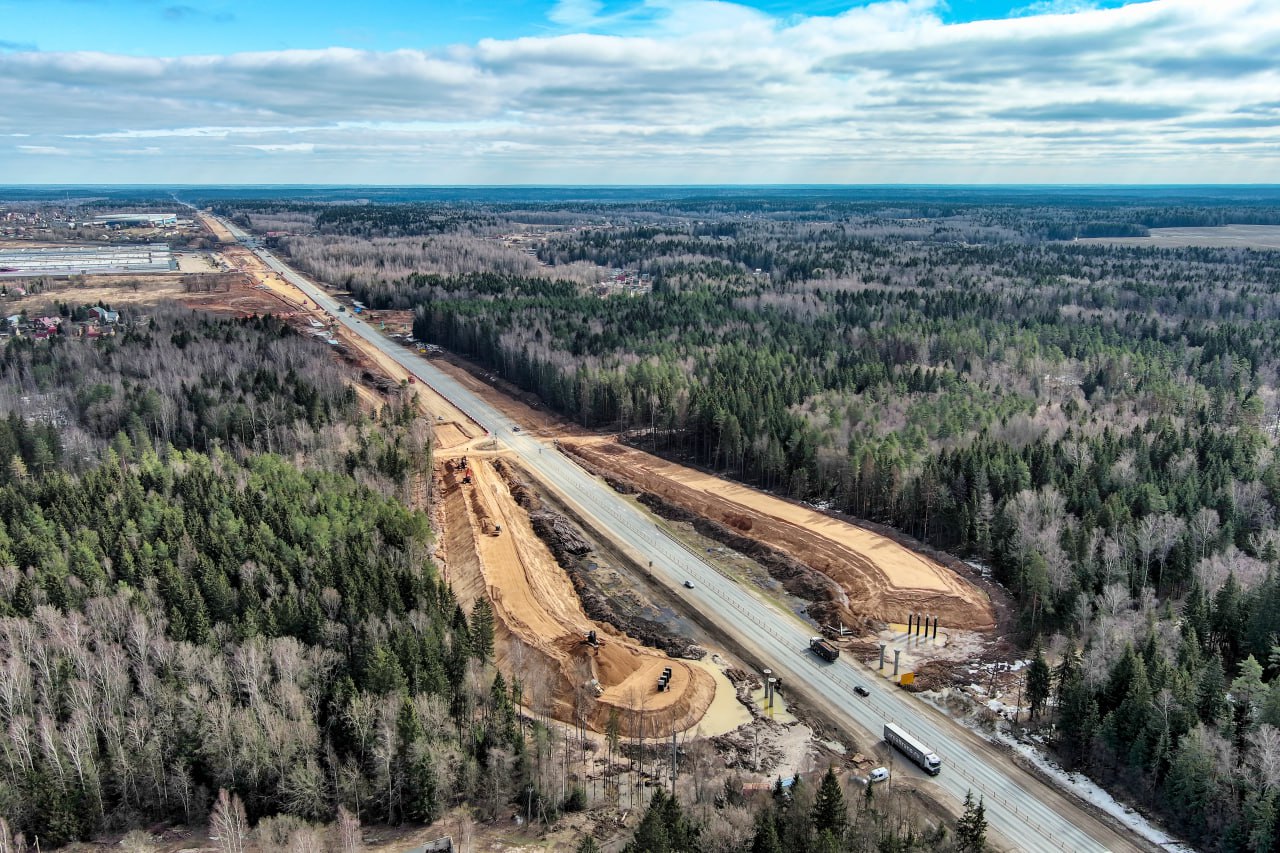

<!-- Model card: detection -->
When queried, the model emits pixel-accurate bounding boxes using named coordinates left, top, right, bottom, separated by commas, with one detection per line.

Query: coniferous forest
left=0, top=310, right=533, bottom=848
left=228, top=189, right=1280, bottom=851
left=7, top=187, right=1280, bottom=851
left=0, top=296, right=976, bottom=853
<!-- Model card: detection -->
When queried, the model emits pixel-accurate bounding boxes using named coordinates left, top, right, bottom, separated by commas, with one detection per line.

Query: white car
left=868, top=767, right=890, bottom=784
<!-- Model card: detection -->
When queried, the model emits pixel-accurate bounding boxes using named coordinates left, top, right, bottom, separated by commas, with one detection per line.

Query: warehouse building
left=0, top=244, right=175, bottom=276
left=90, top=213, right=178, bottom=228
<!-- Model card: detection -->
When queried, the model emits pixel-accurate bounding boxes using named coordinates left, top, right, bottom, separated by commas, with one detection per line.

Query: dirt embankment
left=492, top=458, right=706, bottom=660
left=563, top=439, right=995, bottom=632
left=437, top=456, right=717, bottom=738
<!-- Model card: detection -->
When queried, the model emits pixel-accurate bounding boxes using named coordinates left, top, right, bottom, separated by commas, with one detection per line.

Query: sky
left=0, top=0, right=1276, bottom=184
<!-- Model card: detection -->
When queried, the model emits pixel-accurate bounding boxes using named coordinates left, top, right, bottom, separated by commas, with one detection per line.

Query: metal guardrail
left=562, top=468, right=1083, bottom=851
left=241, top=222, right=1096, bottom=853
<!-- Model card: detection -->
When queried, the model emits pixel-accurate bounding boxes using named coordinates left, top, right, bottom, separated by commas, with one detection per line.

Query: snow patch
left=964, top=559, right=992, bottom=579
left=997, top=734, right=1196, bottom=853
left=920, top=688, right=1194, bottom=853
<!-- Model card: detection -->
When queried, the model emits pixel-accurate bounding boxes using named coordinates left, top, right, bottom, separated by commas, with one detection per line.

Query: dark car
left=854, top=685, right=870, bottom=697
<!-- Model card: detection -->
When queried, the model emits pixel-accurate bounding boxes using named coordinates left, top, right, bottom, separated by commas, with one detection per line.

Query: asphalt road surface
left=218, top=216, right=1151, bottom=853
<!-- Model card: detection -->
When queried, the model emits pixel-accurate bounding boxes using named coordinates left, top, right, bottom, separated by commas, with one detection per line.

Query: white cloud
left=1010, top=0, right=1104, bottom=17
left=549, top=0, right=605, bottom=28
left=0, top=0, right=1277, bottom=182
left=238, top=142, right=316, bottom=153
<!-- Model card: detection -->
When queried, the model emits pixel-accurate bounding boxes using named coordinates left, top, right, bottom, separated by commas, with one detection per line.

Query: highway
left=216, top=215, right=1149, bottom=853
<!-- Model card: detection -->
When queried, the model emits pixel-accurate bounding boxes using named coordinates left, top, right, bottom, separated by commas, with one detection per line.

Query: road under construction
left=207, top=212, right=1153, bottom=853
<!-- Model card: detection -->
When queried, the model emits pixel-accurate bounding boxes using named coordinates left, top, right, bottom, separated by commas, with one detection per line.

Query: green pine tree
left=1197, top=654, right=1228, bottom=724
left=956, top=790, right=987, bottom=853
left=1027, top=639, right=1052, bottom=720
left=471, top=597, right=495, bottom=660
left=750, top=809, right=783, bottom=853
left=811, top=766, right=847, bottom=837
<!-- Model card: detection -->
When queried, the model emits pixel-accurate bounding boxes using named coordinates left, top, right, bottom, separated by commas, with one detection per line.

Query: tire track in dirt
left=564, top=439, right=995, bottom=632
left=440, top=457, right=717, bottom=738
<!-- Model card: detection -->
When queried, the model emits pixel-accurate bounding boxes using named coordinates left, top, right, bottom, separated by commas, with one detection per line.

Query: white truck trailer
left=884, top=723, right=942, bottom=775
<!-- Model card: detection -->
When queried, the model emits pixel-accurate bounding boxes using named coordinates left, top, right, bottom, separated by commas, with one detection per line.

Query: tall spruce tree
left=1027, top=639, right=1052, bottom=720
left=811, top=766, right=847, bottom=837
left=956, top=791, right=988, bottom=853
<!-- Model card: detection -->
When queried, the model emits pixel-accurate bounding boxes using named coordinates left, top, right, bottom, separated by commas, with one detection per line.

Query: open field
left=174, top=251, right=221, bottom=272
left=563, top=439, right=996, bottom=632
left=1074, top=223, right=1280, bottom=249
left=0, top=272, right=288, bottom=317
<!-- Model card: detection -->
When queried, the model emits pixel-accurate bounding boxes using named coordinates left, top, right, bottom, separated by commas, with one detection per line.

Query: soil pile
left=564, top=440, right=994, bottom=631
left=492, top=459, right=704, bottom=660
left=447, top=456, right=716, bottom=737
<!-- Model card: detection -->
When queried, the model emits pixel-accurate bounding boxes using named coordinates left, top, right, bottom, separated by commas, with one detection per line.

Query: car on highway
left=513, top=426, right=521, bottom=432
left=683, top=580, right=695, bottom=589
left=854, top=685, right=870, bottom=697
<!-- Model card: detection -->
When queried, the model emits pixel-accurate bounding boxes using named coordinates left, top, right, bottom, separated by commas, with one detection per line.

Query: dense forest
left=227, top=194, right=1280, bottom=851
left=597, top=768, right=987, bottom=853
left=0, top=310, right=567, bottom=849
left=0, top=299, right=983, bottom=853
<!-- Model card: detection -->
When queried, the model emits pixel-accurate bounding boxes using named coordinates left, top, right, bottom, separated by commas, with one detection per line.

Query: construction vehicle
left=883, top=723, right=942, bottom=775
left=809, top=637, right=840, bottom=662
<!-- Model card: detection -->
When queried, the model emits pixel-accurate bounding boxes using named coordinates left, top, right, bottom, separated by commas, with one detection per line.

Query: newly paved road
left=218, top=216, right=1148, bottom=853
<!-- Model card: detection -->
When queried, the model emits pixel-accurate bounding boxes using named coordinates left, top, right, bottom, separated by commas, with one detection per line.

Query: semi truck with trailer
left=809, top=637, right=840, bottom=662
left=883, top=723, right=942, bottom=775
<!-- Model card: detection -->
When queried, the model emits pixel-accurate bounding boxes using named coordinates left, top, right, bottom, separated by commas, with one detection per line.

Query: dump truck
left=809, top=637, right=840, bottom=662
left=883, top=723, right=942, bottom=776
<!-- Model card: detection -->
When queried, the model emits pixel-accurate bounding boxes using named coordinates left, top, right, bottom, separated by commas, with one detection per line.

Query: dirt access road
left=438, top=455, right=719, bottom=738
left=411, top=353, right=993, bottom=632
left=201, top=213, right=733, bottom=738
left=565, top=439, right=994, bottom=631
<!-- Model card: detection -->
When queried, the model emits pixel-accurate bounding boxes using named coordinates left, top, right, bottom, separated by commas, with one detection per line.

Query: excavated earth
left=436, top=456, right=716, bottom=738
left=562, top=439, right=995, bottom=632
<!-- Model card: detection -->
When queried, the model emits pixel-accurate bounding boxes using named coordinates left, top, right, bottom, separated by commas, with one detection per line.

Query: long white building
left=0, top=244, right=175, bottom=276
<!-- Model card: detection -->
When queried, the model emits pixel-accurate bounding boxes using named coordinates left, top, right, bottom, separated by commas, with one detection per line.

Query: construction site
left=0, top=211, right=1013, bottom=834
left=560, top=438, right=996, bottom=634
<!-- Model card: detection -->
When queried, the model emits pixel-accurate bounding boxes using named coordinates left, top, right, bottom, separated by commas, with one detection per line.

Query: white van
left=868, top=767, right=890, bottom=784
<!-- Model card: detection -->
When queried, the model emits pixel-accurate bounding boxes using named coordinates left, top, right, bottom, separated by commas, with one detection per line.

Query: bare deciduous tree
left=209, top=788, right=249, bottom=853
left=1249, top=724, right=1280, bottom=791
left=337, top=805, right=362, bottom=853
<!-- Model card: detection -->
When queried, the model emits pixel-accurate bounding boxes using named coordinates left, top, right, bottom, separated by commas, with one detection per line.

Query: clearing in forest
left=437, top=455, right=720, bottom=738
left=564, top=439, right=995, bottom=632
